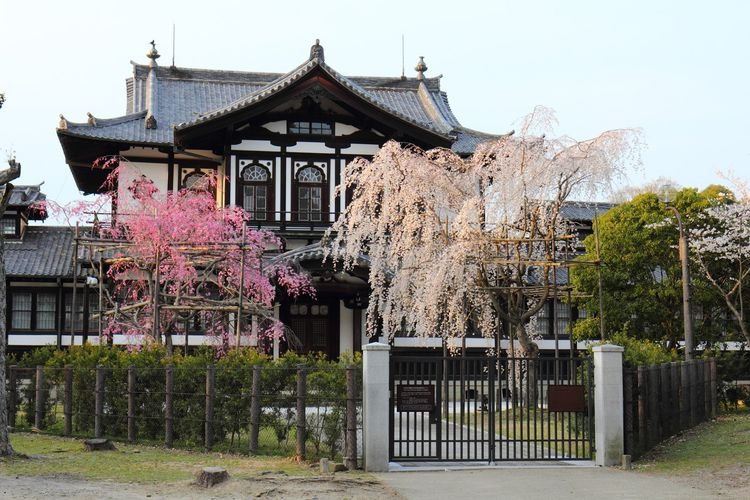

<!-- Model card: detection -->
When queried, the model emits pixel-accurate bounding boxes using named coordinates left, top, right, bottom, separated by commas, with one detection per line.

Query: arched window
left=296, top=166, right=325, bottom=222
left=182, top=170, right=208, bottom=190
left=241, top=164, right=271, bottom=220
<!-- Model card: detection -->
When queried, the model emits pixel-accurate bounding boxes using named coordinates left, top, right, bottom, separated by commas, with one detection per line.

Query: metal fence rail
left=390, top=355, right=593, bottom=463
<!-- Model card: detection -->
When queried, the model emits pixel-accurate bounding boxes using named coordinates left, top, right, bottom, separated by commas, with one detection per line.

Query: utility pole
left=667, top=206, right=694, bottom=360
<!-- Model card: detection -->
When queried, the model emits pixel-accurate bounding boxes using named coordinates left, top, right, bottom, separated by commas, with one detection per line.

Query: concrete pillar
left=593, top=344, right=624, bottom=467
left=362, top=342, right=390, bottom=472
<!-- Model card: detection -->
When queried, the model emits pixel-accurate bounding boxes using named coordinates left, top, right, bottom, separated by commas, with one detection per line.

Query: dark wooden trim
left=7, top=287, right=59, bottom=332
left=236, top=161, right=274, bottom=219
left=167, top=150, right=175, bottom=191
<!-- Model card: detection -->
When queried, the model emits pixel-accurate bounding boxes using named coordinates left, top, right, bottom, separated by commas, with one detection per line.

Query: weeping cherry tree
left=327, top=107, right=640, bottom=360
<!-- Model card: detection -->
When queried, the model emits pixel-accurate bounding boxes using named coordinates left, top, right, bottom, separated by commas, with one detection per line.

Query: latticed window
left=11, top=292, right=32, bottom=329
left=289, top=121, right=332, bottom=135
left=1, top=217, right=16, bottom=236
left=65, top=292, right=97, bottom=332
left=297, top=166, right=324, bottom=222
left=36, top=293, right=57, bottom=330
left=555, top=301, right=572, bottom=336
left=242, top=164, right=270, bottom=220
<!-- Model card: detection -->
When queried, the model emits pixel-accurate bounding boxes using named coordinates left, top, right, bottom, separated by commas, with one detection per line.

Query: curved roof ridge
left=175, top=58, right=319, bottom=129
left=175, top=57, right=452, bottom=139
left=62, top=110, right=148, bottom=129
left=416, top=82, right=454, bottom=135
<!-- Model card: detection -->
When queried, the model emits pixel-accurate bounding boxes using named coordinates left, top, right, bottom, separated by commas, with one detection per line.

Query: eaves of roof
left=175, top=57, right=455, bottom=141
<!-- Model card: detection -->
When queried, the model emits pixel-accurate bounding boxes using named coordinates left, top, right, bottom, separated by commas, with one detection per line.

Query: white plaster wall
left=339, top=300, right=354, bottom=355
left=335, top=123, right=359, bottom=136
left=341, top=144, right=380, bottom=155
left=235, top=140, right=281, bottom=152
left=261, top=121, right=286, bottom=133
left=117, top=161, right=169, bottom=213
left=286, top=142, right=336, bottom=154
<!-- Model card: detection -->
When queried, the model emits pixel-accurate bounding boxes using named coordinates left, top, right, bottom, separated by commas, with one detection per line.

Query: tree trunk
left=0, top=170, right=20, bottom=456
left=513, top=323, right=540, bottom=409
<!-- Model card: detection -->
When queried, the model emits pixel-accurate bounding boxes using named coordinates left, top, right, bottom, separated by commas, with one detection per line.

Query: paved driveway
left=376, top=466, right=733, bottom=500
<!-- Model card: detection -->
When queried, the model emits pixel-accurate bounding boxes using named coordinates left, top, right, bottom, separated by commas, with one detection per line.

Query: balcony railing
left=244, top=210, right=339, bottom=232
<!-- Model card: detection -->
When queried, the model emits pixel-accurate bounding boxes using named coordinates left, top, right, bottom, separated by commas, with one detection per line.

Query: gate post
left=362, top=342, right=390, bottom=472
left=593, top=344, right=624, bottom=466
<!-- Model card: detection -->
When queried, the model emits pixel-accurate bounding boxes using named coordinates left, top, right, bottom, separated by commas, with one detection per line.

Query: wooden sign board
left=397, top=384, right=435, bottom=412
left=547, top=384, right=586, bottom=413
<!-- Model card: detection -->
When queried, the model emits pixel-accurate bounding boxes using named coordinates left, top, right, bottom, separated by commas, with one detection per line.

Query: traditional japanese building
left=2, top=185, right=96, bottom=353
left=56, top=41, right=500, bottom=357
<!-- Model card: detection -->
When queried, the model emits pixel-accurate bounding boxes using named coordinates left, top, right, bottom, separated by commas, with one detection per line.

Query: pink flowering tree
left=327, top=107, right=640, bottom=360
left=74, top=161, right=313, bottom=353
left=690, top=176, right=750, bottom=345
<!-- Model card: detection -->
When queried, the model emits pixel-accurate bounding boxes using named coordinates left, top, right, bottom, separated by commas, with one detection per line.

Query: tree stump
left=83, top=438, right=116, bottom=451
left=195, top=467, right=229, bottom=487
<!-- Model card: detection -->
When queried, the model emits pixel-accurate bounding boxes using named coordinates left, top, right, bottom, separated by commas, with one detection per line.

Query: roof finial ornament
left=146, top=40, right=160, bottom=67
left=87, top=112, right=96, bottom=126
left=415, top=56, right=428, bottom=80
left=58, top=114, right=68, bottom=130
left=309, top=39, right=324, bottom=62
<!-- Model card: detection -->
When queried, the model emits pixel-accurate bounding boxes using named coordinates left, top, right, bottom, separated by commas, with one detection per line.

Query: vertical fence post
left=362, top=343, right=390, bottom=472
left=35, top=365, right=45, bottom=430
left=127, top=365, right=136, bottom=443
left=296, top=366, right=307, bottom=460
left=670, top=362, right=680, bottom=435
left=205, top=364, right=215, bottom=450
left=345, top=365, right=358, bottom=471
left=659, top=363, right=670, bottom=438
left=622, top=368, right=635, bottom=457
left=636, top=366, right=647, bottom=455
left=64, top=365, right=73, bottom=436
left=165, top=365, right=174, bottom=448
left=8, top=365, right=17, bottom=429
left=709, top=358, right=717, bottom=419
left=688, top=359, right=698, bottom=427
left=648, top=366, right=660, bottom=446
left=95, top=365, right=104, bottom=438
left=701, top=360, right=709, bottom=421
left=249, top=365, right=261, bottom=454
left=679, top=361, right=690, bottom=430
left=592, top=345, right=624, bottom=467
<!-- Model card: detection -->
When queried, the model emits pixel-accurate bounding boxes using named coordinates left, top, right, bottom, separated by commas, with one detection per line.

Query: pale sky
left=1, top=0, right=748, bottom=218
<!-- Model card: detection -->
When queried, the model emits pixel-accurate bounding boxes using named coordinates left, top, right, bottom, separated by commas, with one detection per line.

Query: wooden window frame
left=293, top=164, right=327, bottom=223
left=239, top=163, right=273, bottom=221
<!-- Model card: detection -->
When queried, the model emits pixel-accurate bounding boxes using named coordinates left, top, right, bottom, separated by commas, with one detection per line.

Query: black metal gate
left=389, top=355, right=594, bottom=462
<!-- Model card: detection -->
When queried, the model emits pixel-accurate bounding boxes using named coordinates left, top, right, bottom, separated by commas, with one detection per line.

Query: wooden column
left=127, top=365, right=136, bottom=442
left=165, top=365, right=174, bottom=448
left=64, top=365, right=73, bottom=436
left=249, top=365, right=261, bottom=454
left=296, top=367, right=307, bottom=460
left=205, top=364, right=215, bottom=450
left=8, top=365, right=17, bottom=428
left=95, top=365, right=104, bottom=438
left=345, top=365, right=358, bottom=471
left=35, top=365, right=45, bottom=430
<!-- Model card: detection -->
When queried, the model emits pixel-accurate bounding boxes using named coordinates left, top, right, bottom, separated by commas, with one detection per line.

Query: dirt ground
left=3, top=465, right=749, bottom=500
left=0, top=473, right=402, bottom=499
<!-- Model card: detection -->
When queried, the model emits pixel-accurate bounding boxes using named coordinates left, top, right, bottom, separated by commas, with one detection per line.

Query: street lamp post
left=666, top=206, right=694, bottom=360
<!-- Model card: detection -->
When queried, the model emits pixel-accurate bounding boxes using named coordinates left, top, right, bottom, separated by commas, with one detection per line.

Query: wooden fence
left=6, top=364, right=361, bottom=468
left=623, top=358, right=717, bottom=459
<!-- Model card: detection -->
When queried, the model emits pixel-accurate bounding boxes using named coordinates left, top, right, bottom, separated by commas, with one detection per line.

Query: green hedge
left=9, top=345, right=361, bottom=456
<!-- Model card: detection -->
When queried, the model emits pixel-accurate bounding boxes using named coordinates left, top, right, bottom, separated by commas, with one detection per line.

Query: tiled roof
left=5, top=226, right=75, bottom=278
left=560, top=201, right=616, bottom=222
left=59, top=52, right=489, bottom=149
left=5, top=185, right=46, bottom=208
left=175, top=58, right=455, bottom=138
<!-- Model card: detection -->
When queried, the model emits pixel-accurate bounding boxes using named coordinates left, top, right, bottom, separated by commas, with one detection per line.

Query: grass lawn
left=635, top=410, right=750, bottom=474
left=0, top=432, right=314, bottom=483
